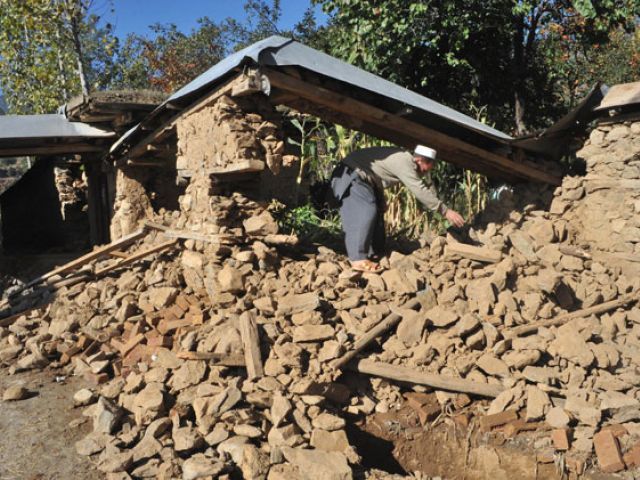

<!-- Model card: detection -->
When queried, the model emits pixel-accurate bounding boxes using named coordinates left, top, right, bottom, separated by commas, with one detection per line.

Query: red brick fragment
left=157, top=318, right=192, bottom=335
left=479, top=410, right=518, bottom=431
left=174, top=295, right=191, bottom=311
left=168, top=303, right=185, bottom=319
left=404, top=392, right=440, bottom=425
left=146, top=332, right=172, bottom=348
left=594, top=430, right=625, bottom=473
left=551, top=428, right=570, bottom=451
left=119, top=333, right=145, bottom=357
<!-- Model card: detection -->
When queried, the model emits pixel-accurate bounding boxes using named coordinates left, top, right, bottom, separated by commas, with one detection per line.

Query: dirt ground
left=0, top=368, right=103, bottom=480
left=356, top=405, right=621, bottom=480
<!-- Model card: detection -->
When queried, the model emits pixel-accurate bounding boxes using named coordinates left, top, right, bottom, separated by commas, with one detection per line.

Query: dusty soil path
left=0, top=368, right=103, bottom=480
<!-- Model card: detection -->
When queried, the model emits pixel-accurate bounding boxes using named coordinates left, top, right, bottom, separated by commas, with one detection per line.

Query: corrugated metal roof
left=0, top=114, right=114, bottom=140
left=110, top=35, right=512, bottom=158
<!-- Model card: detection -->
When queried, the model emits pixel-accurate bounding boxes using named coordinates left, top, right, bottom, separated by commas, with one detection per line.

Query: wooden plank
left=503, top=292, right=639, bottom=338
left=94, top=239, right=177, bottom=276
left=208, top=160, right=265, bottom=175
left=264, top=68, right=561, bottom=185
left=331, top=297, right=422, bottom=370
left=161, top=230, right=238, bottom=245
left=239, top=311, right=264, bottom=379
left=352, top=359, right=504, bottom=398
left=0, top=228, right=146, bottom=305
left=0, top=144, right=106, bottom=158
left=445, top=242, right=503, bottom=263
left=142, top=221, right=170, bottom=231
left=177, top=160, right=266, bottom=178
left=109, top=251, right=129, bottom=259
left=176, top=351, right=246, bottom=367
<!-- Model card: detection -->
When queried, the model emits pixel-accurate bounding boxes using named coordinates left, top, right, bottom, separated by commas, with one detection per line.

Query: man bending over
left=330, top=145, right=465, bottom=272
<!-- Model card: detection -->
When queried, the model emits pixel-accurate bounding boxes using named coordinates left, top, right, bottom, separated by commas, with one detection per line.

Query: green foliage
left=316, top=0, right=640, bottom=132
left=0, top=0, right=118, bottom=113
left=271, top=202, right=342, bottom=243
left=111, top=19, right=226, bottom=92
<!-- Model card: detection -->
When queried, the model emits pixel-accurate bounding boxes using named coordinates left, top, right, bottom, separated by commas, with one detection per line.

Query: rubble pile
left=1, top=120, right=640, bottom=479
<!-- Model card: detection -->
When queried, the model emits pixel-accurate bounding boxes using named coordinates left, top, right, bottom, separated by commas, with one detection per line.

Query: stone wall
left=176, top=93, right=286, bottom=176
left=550, top=119, right=640, bottom=275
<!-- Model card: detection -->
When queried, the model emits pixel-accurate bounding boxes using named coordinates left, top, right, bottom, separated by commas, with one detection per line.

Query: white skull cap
left=414, top=145, right=437, bottom=160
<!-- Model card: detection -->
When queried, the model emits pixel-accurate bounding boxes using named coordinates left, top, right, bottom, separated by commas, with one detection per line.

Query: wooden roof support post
left=263, top=68, right=561, bottom=185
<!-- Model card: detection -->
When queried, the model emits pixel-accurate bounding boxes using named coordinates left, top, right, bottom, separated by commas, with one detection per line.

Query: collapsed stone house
left=1, top=36, right=640, bottom=479
left=0, top=36, right=576, bottom=259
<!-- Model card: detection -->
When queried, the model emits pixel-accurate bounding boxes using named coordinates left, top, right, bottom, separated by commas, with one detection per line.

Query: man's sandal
left=351, top=259, right=384, bottom=273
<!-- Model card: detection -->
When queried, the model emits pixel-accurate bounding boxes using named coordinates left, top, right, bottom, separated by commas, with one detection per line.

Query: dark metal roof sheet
left=0, top=114, right=115, bottom=140
left=110, top=35, right=512, bottom=157
left=511, top=84, right=607, bottom=158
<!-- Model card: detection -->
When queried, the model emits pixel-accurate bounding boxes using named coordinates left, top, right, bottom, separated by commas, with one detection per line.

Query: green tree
left=220, top=0, right=328, bottom=51
left=0, top=0, right=117, bottom=114
left=315, top=0, right=639, bottom=134
left=112, top=18, right=226, bottom=92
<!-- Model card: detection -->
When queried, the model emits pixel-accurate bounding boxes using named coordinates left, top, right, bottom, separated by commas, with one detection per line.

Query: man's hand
left=445, top=209, right=465, bottom=228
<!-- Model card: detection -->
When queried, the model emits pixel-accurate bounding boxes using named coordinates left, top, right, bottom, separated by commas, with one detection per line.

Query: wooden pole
left=239, top=311, right=264, bottom=379
left=502, top=291, right=639, bottom=338
left=351, top=359, right=504, bottom=398
left=331, top=297, right=422, bottom=370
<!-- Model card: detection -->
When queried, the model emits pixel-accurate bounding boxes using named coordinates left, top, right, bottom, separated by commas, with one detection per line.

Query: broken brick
left=404, top=392, right=441, bottom=425
left=594, top=430, right=625, bottom=473
left=551, top=428, right=570, bottom=451
left=480, top=410, right=519, bottom=431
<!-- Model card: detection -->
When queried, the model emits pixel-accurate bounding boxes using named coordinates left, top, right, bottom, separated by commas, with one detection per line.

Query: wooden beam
left=3, top=228, right=146, bottom=301
left=0, top=144, right=106, bottom=157
left=0, top=305, right=45, bottom=327
left=239, top=311, right=264, bottom=379
left=331, top=297, right=422, bottom=370
left=351, top=359, right=504, bottom=398
left=264, top=68, right=561, bottom=185
left=177, top=160, right=265, bottom=178
left=273, top=96, right=522, bottom=183
left=502, top=291, right=639, bottom=338
left=161, top=229, right=238, bottom=245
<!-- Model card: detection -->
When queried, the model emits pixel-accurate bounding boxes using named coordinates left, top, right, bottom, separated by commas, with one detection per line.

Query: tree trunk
left=65, top=0, right=89, bottom=96
left=512, top=15, right=527, bottom=134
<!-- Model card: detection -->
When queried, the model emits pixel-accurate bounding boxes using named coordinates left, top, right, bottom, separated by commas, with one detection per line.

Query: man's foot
left=351, top=259, right=384, bottom=273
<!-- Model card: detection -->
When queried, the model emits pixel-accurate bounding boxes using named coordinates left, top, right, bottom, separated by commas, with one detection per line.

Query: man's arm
left=392, top=156, right=449, bottom=214
left=392, top=155, right=465, bottom=226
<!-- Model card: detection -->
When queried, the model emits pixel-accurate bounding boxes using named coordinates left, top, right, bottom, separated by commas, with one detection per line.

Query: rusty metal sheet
left=595, top=81, right=640, bottom=111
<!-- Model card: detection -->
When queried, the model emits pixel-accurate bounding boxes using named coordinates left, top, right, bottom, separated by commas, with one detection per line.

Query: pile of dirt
left=1, top=120, right=640, bottom=479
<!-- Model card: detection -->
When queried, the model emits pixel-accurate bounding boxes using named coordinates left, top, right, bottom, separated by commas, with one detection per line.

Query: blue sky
left=103, top=0, right=327, bottom=39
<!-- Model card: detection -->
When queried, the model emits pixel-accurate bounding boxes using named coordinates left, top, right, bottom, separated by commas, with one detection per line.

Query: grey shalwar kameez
left=330, top=147, right=448, bottom=261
